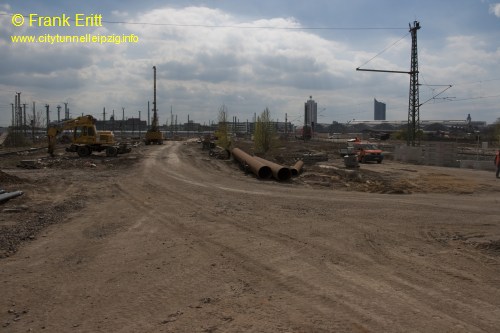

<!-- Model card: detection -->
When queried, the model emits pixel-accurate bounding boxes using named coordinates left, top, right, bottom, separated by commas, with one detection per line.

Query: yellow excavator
left=47, top=115, right=130, bottom=157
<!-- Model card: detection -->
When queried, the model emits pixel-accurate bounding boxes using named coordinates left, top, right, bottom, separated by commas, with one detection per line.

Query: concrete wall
left=394, top=145, right=425, bottom=164
left=395, top=142, right=459, bottom=166
left=394, top=142, right=496, bottom=171
left=459, top=160, right=496, bottom=171
left=424, top=142, right=459, bottom=167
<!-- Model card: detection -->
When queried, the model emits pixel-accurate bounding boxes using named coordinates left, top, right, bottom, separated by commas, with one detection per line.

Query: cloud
left=489, top=3, right=500, bottom=17
left=118, top=6, right=373, bottom=121
left=0, top=4, right=414, bottom=125
left=0, top=5, right=401, bottom=124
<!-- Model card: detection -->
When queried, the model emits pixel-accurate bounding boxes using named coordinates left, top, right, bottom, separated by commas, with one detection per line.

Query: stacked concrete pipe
left=231, top=148, right=272, bottom=179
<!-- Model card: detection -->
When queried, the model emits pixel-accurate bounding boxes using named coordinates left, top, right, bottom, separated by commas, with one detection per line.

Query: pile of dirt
left=295, top=165, right=413, bottom=194
left=477, top=240, right=500, bottom=255
left=0, top=170, right=23, bottom=185
left=13, top=154, right=142, bottom=170
left=0, top=148, right=142, bottom=258
left=0, top=200, right=84, bottom=258
left=294, top=166, right=483, bottom=194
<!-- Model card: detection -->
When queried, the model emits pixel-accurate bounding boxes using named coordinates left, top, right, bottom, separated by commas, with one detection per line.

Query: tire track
left=62, top=141, right=500, bottom=332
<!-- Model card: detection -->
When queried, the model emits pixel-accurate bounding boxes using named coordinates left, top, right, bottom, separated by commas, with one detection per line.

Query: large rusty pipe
left=253, top=156, right=292, bottom=181
left=290, top=160, right=304, bottom=176
left=231, top=148, right=272, bottom=179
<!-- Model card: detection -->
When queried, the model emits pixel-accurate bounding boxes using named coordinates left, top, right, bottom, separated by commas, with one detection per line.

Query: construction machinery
left=47, top=115, right=130, bottom=157
left=144, top=66, right=164, bottom=145
left=351, top=142, right=384, bottom=164
left=339, top=139, right=383, bottom=164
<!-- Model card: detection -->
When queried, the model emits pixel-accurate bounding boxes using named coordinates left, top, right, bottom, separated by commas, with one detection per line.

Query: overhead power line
left=102, top=22, right=407, bottom=31
left=0, top=13, right=406, bottom=30
left=356, top=32, right=410, bottom=69
left=448, top=94, right=500, bottom=102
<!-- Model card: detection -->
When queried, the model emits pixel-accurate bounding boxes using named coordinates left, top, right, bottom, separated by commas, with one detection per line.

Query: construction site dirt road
left=1, top=140, right=500, bottom=332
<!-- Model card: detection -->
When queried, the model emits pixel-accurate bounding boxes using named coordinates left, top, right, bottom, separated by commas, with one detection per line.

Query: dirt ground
left=1, top=139, right=499, bottom=332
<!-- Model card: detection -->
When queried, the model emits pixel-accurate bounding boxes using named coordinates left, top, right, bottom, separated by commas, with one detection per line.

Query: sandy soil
left=1, top=140, right=499, bottom=332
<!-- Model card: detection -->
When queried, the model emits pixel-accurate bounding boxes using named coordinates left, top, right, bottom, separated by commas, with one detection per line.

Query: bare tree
left=27, top=110, right=46, bottom=143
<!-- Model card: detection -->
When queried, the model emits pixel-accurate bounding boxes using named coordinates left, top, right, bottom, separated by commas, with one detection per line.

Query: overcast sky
left=1, top=0, right=499, bottom=127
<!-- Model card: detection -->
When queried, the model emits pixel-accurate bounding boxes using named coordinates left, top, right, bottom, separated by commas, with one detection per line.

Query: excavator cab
left=72, top=125, right=104, bottom=145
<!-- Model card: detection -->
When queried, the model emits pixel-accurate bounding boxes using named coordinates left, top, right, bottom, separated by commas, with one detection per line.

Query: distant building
left=374, top=98, right=386, bottom=120
left=349, top=119, right=487, bottom=130
left=219, top=120, right=292, bottom=135
left=304, top=96, right=317, bottom=130
left=97, top=118, right=147, bottom=132
left=183, top=120, right=200, bottom=132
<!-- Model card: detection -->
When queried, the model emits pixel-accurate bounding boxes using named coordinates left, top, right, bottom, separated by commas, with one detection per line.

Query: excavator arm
left=47, top=126, right=60, bottom=156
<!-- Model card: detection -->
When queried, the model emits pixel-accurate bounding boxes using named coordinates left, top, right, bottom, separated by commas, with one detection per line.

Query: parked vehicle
left=338, top=139, right=383, bottom=164
left=352, top=142, right=384, bottom=163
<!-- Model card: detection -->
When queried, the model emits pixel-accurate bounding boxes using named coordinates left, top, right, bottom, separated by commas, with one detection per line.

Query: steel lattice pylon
left=356, top=21, right=423, bottom=146
left=407, top=21, right=420, bottom=146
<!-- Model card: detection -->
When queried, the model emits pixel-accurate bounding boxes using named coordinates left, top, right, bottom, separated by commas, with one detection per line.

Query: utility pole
left=57, top=105, right=61, bottom=122
left=407, top=21, right=421, bottom=146
left=32, top=101, right=36, bottom=142
left=23, top=103, right=27, bottom=136
left=122, top=107, right=125, bottom=137
left=13, top=95, right=17, bottom=146
left=148, top=101, right=150, bottom=128
left=356, top=21, right=421, bottom=146
left=13, top=95, right=18, bottom=146
left=15, top=93, right=20, bottom=131
left=138, top=110, right=141, bottom=138
left=45, top=104, right=50, bottom=129
left=101, top=106, right=106, bottom=130
left=17, top=93, right=21, bottom=130
left=285, top=113, right=288, bottom=138
left=14, top=97, right=17, bottom=129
